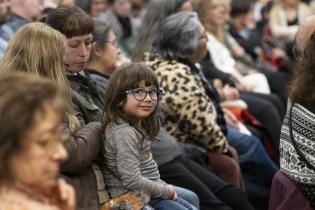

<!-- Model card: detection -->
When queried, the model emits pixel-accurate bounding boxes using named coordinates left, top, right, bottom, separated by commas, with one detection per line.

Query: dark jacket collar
left=85, top=68, right=110, bottom=80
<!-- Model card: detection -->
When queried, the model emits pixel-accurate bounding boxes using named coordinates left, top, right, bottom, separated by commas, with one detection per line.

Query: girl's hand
left=52, top=178, right=76, bottom=210
left=168, top=185, right=177, bottom=201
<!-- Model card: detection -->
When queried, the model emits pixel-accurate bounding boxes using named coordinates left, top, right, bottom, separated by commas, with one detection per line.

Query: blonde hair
left=193, top=0, right=230, bottom=42
left=1, top=22, right=80, bottom=132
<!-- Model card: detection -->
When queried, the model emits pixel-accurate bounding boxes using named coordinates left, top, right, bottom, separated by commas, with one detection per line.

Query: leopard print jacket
left=143, top=53, right=228, bottom=153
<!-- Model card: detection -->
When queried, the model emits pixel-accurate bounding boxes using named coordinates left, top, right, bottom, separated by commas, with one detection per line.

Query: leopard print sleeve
left=155, top=62, right=229, bottom=154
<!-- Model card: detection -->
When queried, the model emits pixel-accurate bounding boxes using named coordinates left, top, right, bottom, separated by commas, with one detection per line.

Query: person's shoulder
left=3, top=14, right=28, bottom=33
left=105, top=121, right=141, bottom=146
left=295, top=102, right=315, bottom=117
left=100, top=10, right=116, bottom=22
left=106, top=121, right=137, bottom=137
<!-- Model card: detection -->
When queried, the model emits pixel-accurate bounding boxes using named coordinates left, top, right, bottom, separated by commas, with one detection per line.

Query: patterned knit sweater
left=280, top=101, right=315, bottom=184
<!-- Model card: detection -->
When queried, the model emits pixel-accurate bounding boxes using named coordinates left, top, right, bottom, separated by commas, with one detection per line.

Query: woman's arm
left=61, top=122, right=102, bottom=175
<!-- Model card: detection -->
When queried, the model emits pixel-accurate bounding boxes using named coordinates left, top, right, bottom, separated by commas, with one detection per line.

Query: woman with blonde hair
left=1, top=22, right=80, bottom=131
left=270, top=0, right=311, bottom=43
left=195, top=0, right=285, bottom=163
left=0, top=22, right=103, bottom=210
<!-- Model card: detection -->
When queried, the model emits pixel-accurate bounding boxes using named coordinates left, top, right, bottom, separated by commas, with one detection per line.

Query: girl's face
left=123, top=82, right=158, bottom=121
left=64, top=33, right=93, bottom=73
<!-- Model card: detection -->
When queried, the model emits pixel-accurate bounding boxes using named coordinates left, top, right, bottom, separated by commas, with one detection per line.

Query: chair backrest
left=268, top=170, right=312, bottom=210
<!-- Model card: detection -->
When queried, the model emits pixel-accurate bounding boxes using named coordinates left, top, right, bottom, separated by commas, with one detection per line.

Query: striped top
left=101, top=121, right=171, bottom=199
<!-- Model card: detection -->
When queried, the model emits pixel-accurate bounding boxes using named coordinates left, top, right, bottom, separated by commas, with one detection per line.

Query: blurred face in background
left=0, top=0, right=10, bottom=23
left=94, top=30, right=121, bottom=74
left=180, top=1, right=193, bottom=12
left=210, top=0, right=230, bottom=27
left=90, top=0, right=108, bottom=17
left=189, top=22, right=208, bottom=63
left=10, top=104, right=68, bottom=195
left=244, top=3, right=255, bottom=29
left=24, top=0, right=44, bottom=20
left=112, top=0, right=131, bottom=18
left=282, top=0, right=299, bottom=7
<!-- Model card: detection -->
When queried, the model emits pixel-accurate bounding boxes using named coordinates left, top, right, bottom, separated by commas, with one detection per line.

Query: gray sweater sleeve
left=113, top=128, right=172, bottom=199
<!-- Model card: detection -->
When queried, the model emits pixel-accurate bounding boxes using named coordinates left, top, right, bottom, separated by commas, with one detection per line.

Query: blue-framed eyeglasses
left=126, top=87, right=165, bottom=101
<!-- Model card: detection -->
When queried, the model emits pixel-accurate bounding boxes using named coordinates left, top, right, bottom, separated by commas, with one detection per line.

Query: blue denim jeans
left=147, top=186, right=199, bottom=210
left=175, top=186, right=199, bottom=210
left=227, top=126, right=278, bottom=180
left=148, top=197, right=196, bottom=210
left=227, top=126, right=279, bottom=210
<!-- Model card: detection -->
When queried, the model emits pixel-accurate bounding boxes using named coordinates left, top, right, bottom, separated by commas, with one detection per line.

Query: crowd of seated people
left=1, top=0, right=315, bottom=210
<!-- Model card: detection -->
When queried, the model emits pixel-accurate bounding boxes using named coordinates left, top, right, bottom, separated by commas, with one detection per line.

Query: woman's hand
left=53, top=178, right=76, bottom=210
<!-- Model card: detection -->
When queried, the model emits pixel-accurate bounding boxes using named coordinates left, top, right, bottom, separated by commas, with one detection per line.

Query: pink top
left=0, top=186, right=61, bottom=210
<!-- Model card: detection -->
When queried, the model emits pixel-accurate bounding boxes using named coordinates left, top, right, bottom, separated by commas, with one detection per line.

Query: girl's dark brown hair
left=103, top=63, right=160, bottom=139
left=45, top=4, right=94, bottom=38
left=288, top=32, right=315, bottom=103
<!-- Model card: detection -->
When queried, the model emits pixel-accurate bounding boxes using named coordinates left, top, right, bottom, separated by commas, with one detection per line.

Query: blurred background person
left=76, top=0, right=108, bottom=17
left=0, top=0, right=10, bottom=24
left=0, top=0, right=43, bottom=56
left=86, top=19, right=121, bottom=98
left=0, top=72, right=75, bottom=210
left=100, top=0, right=138, bottom=56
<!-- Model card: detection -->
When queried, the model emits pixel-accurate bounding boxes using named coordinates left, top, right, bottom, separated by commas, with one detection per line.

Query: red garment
left=268, top=171, right=312, bottom=210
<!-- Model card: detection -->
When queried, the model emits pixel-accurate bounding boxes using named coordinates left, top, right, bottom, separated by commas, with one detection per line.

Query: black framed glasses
left=126, top=87, right=165, bottom=101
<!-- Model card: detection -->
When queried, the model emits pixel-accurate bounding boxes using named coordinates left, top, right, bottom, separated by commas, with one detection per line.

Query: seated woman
left=194, top=0, right=285, bottom=163
left=144, top=11, right=278, bottom=210
left=270, top=0, right=310, bottom=44
left=100, top=0, right=138, bottom=56
left=0, top=22, right=103, bottom=210
left=86, top=19, right=121, bottom=98
left=280, top=32, right=315, bottom=208
left=0, top=72, right=75, bottom=210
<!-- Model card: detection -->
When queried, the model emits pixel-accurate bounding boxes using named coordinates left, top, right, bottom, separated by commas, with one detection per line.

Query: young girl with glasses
left=102, top=63, right=197, bottom=210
